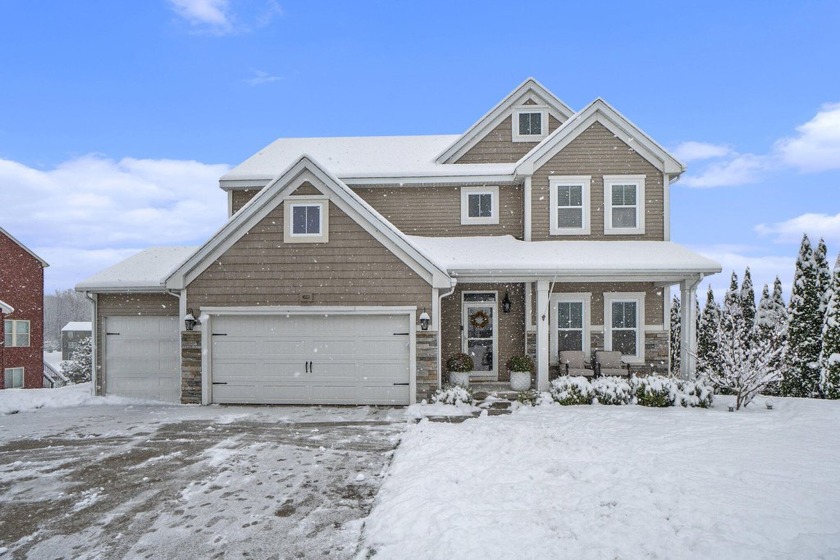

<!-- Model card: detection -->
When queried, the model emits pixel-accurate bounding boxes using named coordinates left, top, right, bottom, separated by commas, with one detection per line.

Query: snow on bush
left=548, top=376, right=593, bottom=405
left=591, top=376, right=633, bottom=405
left=515, top=389, right=541, bottom=406
left=677, top=379, right=714, bottom=408
left=548, top=375, right=714, bottom=408
left=61, top=336, right=92, bottom=383
left=430, top=384, right=475, bottom=406
left=631, top=375, right=678, bottom=407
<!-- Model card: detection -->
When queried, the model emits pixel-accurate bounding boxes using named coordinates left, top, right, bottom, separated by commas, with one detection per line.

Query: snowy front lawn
left=361, top=398, right=840, bottom=559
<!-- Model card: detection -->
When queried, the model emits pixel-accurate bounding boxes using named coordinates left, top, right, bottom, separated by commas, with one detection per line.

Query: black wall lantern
left=502, top=291, right=512, bottom=314
left=419, top=308, right=431, bottom=331
left=184, top=308, right=200, bottom=331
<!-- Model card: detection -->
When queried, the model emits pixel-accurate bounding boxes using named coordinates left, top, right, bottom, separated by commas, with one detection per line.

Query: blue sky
left=1, top=0, right=838, bottom=298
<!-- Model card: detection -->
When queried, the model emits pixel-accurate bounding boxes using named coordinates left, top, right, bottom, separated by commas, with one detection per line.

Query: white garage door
left=104, top=316, right=180, bottom=403
left=210, top=313, right=410, bottom=405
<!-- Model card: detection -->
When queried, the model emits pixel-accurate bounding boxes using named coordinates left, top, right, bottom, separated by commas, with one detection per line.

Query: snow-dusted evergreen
left=740, top=267, right=756, bottom=335
left=707, top=274, right=783, bottom=410
left=697, top=285, right=722, bottom=378
left=755, top=278, right=787, bottom=396
left=783, top=235, right=824, bottom=397
left=61, top=336, right=92, bottom=384
left=815, top=238, right=832, bottom=315
left=819, top=256, right=840, bottom=399
left=669, top=295, right=681, bottom=376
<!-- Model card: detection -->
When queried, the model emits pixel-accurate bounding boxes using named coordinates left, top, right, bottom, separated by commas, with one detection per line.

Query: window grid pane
left=611, top=184, right=637, bottom=229
left=518, top=112, right=542, bottom=135
left=558, top=302, right=584, bottom=352
left=556, top=184, right=584, bottom=229
left=468, top=193, right=492, bottom=218
left=292, top=205, right=320, bottom=235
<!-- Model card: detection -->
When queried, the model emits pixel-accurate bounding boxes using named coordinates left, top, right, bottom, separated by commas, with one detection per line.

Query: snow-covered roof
left=406, top=236, right=721, bottom=280
left=61, top=321, right=92, bottom=332
left=219, top=135, right=517, bottom=184
left=76, top=247, right=196, bottom=292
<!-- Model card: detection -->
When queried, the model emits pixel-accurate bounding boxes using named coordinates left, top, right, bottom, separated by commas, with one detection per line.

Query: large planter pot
left=509, top=371, right=531, bottom=391
left=450, top=371, right=470, bottom=387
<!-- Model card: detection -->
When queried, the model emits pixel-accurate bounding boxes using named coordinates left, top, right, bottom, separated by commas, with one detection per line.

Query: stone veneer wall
left=416, top=331, right=438, bottom=402
left=181, top=330, right=202, bottom=404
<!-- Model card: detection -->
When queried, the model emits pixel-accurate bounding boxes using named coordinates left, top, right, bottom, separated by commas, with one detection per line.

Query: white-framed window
left=512, top=107, right=548, bottom=142
left=284, top=197, right=329, bottom=243
left=603, top=175, right=645, bottom=234
left=4, top=320, right=30, bottom=347
left=549, top=176, right=591, bottom=235
left=603, top=292, right=646, bottom=363
left=460, top=186, right=499, bottom=225
left=550, top=293, right=591, bottom=363
left=4, top=367, right=24, bottom=389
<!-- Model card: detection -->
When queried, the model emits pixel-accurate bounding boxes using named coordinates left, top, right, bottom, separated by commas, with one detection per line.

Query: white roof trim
left=517, top=98, right=686, bottom=177
left=0, top=299, right=14, bottom=314
left=0, top=226, right=49, bottom=267
left=436, top=77, right=575, bottom=164
left=166, top=155, right=453, bottom=290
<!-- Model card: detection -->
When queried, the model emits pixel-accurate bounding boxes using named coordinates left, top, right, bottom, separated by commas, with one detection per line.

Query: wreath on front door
left=470, top=310, right=490, bottom=330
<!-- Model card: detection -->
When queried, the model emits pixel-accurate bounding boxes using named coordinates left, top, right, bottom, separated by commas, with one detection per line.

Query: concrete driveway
left=0, top=404, right=406, bottom=559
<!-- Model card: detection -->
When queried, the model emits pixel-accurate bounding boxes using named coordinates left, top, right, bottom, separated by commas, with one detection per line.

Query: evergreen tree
left=783, top=234, right=823, bottom=397
left=740, top=268, right=756, bottom=335
left=61, top=336, right=92, bottom=384
left=815, top=238, right=832, bottom=315
left=670, top=296, right=681, bottom=376
left=820, top=256, right=840, bottom=399
left=723, top=272, right=741, bottom=340
left=697, top=285, right=722, bottom=377
left=755, top=280, right=787, bottom=396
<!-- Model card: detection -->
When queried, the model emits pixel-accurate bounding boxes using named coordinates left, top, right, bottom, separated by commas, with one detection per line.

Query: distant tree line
left=670, top=234, right=840, bottom=407
left=43, top=289, right=92, bottom=350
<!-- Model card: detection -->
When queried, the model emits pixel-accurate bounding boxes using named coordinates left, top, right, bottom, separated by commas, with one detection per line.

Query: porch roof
left=76, top=246, right=196, bottom=292
left=406, top=235, right=722, bottom=282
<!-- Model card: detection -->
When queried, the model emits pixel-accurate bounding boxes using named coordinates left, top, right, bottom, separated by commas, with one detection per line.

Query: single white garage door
left=104, top=316, right=181, bottom=403
left=210, top=313, right=410, bottom=405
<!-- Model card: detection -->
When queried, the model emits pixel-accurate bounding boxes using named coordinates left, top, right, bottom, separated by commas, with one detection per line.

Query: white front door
left=462, top=292, right=497, bottom=378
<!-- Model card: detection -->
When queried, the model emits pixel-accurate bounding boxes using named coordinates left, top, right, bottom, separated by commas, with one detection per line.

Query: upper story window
left=549, top=176, right=591, bottom=235
left=512, top=107, right=548, bottom=142
left=603, top=175, right=645, bottom=235
left=461, top=186, right=499, bottom=225
left=4, top=320, right=30, bottom=347
left=284, top=197, right=329, bottom=243
left=603, top=292, right=645, bottom=363
left=4, top=367, right=24, bottom=388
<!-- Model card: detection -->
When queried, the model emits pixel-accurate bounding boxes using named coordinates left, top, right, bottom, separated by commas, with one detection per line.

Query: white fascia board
left=0, top=226, right=49, bottom=267
left=0, top=299, right=14, bottom=314
left=73, top=285, right=172, bottom=294
left=435, top=78, right=574, bottom=164
left=341, top=174, right=518, bottom=186
left=450, top=270, right=721, bottom=283
left=200, top=305, right=418, bottom=316
left=220, top=179, right=272, bottom=190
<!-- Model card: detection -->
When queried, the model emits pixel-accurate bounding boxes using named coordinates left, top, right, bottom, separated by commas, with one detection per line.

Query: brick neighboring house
left=77, top=78, right=721, bottom=406
left=1, top=226, right=48, bottom=389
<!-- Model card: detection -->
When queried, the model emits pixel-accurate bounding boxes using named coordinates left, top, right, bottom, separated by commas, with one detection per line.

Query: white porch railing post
left=536, top=280, right=550, bottom=391
left=679, top=277, right=701, bottom=380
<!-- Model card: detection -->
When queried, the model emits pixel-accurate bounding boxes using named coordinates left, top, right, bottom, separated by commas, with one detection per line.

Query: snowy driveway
left=0, top=403, right=406, bottom=559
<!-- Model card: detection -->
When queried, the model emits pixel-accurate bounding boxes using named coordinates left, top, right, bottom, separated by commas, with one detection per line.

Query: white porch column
left=536, top=280, right=550, bottom=390
left=679, top=277, right=701, bottom=380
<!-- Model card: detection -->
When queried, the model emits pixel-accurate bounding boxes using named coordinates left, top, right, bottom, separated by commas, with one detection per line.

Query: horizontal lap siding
left=455, top=115, right=563, bottom=164
left=531, top=122, right=664, bottom=241
left=353, top=185, right=523, bottom=237
left=231, top=190, right=258, bottom=214
left=187, top=201, right=432, bottom=312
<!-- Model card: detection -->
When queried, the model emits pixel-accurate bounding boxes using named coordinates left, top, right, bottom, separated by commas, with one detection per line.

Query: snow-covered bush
left=677, top=379, right=714, bottom=408
left=430, top=384, right=475, bottom=406
left=591, top=376, right=633, bottom=405
left=632, top=376, right=678, bottom=407
left=548, top=376, right=592, bottom=405
left=515, top=389, right=541, bottom=406
left=61, top=336, right=92, bottom=384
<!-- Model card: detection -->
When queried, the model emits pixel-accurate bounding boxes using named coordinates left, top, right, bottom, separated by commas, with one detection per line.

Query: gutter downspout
left=437, top=280, right=458, bottom=390
left=84, top=292, right=98, bottom=396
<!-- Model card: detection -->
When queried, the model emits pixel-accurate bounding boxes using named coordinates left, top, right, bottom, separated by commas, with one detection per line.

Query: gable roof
left=0, top=226, right=49, bottom=267
left=435, top=77, right=575, bottom=164
left=76, top=246, right=196, bottom=292
left=62, top=321, right=92, bottom=332
left=516, top=98, right=685, bottom=177
left=168, top=155, right=453, bottom=290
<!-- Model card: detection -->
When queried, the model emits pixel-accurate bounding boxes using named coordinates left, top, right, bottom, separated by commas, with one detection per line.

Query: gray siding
left=531, top=122, right=665, bottom=241
left=455, top=115, right=563, bottom=164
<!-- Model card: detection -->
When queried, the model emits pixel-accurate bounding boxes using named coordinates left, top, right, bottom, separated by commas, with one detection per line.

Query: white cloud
left=169, top=0, right=232, bottom=33
left=689, top=244, right=796, bottom=302
left=755, top=212, right=840, bottom=246
left=246, top=69, right=282, bottom=86
left=775, top=103, right=840, bottom=172
left=671, top=141, right=732, bottom=163
left=0, top=155, right=230, bottom=291
left=679, top=153, right=769, bottom=188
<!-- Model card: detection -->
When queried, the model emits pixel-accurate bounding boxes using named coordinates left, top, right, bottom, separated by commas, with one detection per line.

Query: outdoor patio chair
left=594, top=350, right=631, bottom=377
left=558, top=350, right=595, bottom=377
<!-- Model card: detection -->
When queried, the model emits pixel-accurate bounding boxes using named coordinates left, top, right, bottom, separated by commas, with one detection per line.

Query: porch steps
left=471, top=382, right=526, bottom=415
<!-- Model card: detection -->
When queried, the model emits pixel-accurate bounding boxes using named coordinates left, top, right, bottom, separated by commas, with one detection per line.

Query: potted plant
left=507, top=355, right=533, bottom=391
left=446, top=353, right=474, bottom=387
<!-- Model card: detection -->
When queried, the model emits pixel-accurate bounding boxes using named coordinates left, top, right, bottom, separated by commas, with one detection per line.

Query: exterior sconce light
left=502, top=291, right=512, bottom=314
left=419, top=309, right=431, bottom=331
left=185, top=308, right=200, bottom=331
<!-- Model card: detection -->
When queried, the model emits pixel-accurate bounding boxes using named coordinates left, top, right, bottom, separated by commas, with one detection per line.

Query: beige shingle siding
left=531, top=122, right=665, bottom=241
left=231, top=189, right=258, bottom=214
left=186, top=201, right=433, bottom=312
left=455, top=115, right=563, bottom=164
left=353, top=185, right=523, bottom=237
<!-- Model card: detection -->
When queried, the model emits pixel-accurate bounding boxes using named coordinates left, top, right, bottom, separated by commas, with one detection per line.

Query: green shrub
left=507, top=355, right=534, bottom=372
left=632, top=376, right=677, bottom=407
left=430, top=384, right=475, bottom=405
left=446, top=353, right=474, bottom=373
left=549, top=377, right=593, bottom=405
left=677, top=379, right=715, bottom=408
left=591, top=377, right=633, bottom=405
left=515, top=389, right=541, bottom=406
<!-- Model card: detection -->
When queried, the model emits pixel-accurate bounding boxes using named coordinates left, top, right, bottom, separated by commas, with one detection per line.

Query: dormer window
left=512, top=107, right=548, bottom=142
left=461, top=186, right=499, bottom=225
left=284, top=196, right=329, bottom=243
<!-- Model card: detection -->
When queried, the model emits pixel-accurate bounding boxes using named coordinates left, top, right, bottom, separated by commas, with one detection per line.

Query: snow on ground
left=361, top=397, right=840, bottom=560
left=43, top=350, right=64, bottom=370
left=0, top=382, right=159, bottom=415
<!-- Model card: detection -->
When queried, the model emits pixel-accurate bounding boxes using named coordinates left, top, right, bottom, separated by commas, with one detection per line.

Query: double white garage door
left=103, top=312, right=411, bottom=406
left=210, top=313, right=411, bottom=405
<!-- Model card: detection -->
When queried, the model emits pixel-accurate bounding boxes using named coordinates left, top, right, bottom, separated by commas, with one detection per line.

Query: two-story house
left=77, top=78, right=720, bottom=405
left=1, top=226, right=48, bottom=389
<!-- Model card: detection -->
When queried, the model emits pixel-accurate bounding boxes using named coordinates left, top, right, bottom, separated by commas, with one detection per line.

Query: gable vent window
left=512, top=107, right=549, bottom=142
left=292, top=205, right=321, bottom=235
left=284, top=197, right=329, bottom=243
left=461, top=186, right=499, bottom=225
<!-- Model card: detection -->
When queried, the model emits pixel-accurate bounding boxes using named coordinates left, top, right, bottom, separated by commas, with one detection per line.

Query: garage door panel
left=211, top=313, right=411, bottom=405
